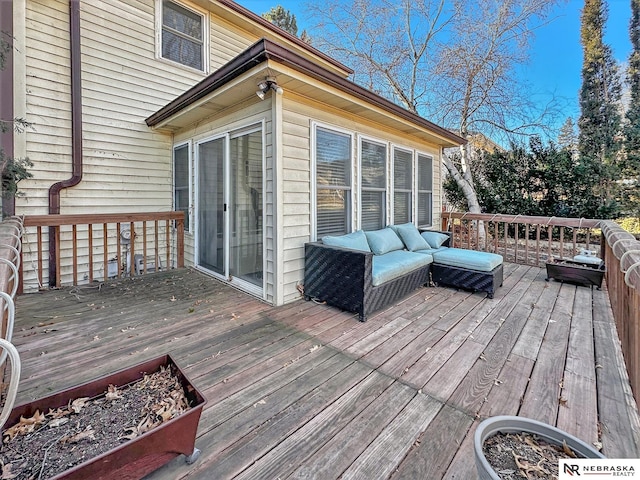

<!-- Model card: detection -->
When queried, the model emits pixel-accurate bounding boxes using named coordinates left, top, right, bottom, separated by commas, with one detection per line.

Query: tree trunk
left=442, top=150, right=487, bottom=248
left=442, top=152, right=482, bottom=214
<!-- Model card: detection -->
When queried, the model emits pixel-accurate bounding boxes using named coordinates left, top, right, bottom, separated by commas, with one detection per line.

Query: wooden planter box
left=545, top=259, right=606, bottom=289
left=5, top=354, right=206, bottom=480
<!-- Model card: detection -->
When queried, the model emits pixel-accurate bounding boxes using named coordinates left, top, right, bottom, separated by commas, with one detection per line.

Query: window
left=161, top=0, right=204, bottom=71
left=360, top=139, right=387, bottom=230
left=393, top=148, right=412, bottom=225
left=315, top=127, right=352, bottom=237
left=417, top=154, right=433, bottom=227
left=174, top=143, right=191, bottom=231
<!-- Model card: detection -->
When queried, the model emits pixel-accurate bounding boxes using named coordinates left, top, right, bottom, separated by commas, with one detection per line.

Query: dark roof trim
left=146, top=39, right=466, bottom=146
left=215, top=0, right=352, bottom=75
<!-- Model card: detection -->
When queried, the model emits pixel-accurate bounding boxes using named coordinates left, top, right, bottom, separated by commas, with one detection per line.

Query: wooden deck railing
left=441, top=212, right=602, bottom=266
left=20, top=212, right=184, bottom=292
left=601, top=221, right=640, bottom=403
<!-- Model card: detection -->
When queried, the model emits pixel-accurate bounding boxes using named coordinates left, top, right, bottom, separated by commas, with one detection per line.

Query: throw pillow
left=365, top=227, right=405, bottom=255
left=321, top=230, right=372, bottom=252
left=421, top=231, right=450, bottom=249
left=395, top=223, right=430, bottom=251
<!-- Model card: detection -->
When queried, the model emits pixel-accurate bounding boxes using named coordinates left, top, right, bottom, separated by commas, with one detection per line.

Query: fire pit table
left=545, top=258, right=605, bottom=289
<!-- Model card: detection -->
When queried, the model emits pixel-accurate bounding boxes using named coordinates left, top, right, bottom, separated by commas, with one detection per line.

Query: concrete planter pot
left=4, top=354, right=206, bottom=480
left=474, top=416, right=604, bottom=480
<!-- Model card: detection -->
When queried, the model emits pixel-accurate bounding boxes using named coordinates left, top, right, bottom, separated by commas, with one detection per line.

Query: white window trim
left=173, top=140, right=192, bottom=233
left=391, top=144, right=414, bottom=226
left=357, top=135, right=389, bottom=230
left=310, top=121, right=355, bottom=241
left=416, top=151, right=435, bottom=228
left=155, top=0, right=210, bottom=74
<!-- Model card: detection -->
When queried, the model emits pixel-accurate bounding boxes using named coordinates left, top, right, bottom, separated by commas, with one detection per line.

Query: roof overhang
left=146, top=39, right=466, bottom=148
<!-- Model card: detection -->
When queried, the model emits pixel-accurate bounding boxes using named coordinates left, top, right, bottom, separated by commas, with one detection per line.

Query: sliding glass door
left=197, top=126, right=263, bottom=293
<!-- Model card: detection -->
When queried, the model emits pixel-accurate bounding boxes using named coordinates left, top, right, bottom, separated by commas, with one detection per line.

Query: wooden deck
left=12, top=264, right=640, bottom=479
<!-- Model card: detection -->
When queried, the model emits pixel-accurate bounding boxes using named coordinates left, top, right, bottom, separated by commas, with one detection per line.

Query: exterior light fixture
left=256, top=76, right=283, bottom=99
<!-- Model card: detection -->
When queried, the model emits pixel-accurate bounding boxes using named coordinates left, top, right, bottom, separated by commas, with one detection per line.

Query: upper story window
left=161, top=0, right=205, bottom=71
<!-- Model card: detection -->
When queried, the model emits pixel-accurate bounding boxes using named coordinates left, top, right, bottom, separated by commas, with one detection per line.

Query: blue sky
left=238, top=0, right=632, bottom=131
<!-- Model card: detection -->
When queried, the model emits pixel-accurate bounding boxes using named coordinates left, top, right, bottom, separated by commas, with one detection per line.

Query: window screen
left=417, top=154, right=433, bottom=227
left=360, top=140, right=386, bottom=230
left=393, top=148, right=412, bottom=224
left=174, top=144, right=190, bottom=231
left=316, top=128, right=351, bottom=237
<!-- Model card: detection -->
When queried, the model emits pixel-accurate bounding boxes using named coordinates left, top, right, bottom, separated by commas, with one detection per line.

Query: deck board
left=519, top=284, right=575, bottom=424
left=8, top=266, right=640, bottom=480
left=390, top=404, right=473, bottom=480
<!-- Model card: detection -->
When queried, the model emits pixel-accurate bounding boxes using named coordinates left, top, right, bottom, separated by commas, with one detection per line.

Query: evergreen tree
left=577, top=0, right=623, bottom=218
left=557, top=117, right=578, bottom=157
left=623, top=0, right=640, bottom=216
left=262, top=6, right=298, bottom=36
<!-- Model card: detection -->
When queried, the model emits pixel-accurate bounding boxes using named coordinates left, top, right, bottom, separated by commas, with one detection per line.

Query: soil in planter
left=483, top=431, right=578, bottom=480
left=0, top=367, right=191, bottom=480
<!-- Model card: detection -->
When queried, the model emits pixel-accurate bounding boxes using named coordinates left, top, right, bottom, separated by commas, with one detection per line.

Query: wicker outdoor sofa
left=303, top=225, right=503, bottom=322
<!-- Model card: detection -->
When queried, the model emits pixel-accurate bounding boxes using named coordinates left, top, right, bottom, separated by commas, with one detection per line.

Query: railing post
left=177, top=218, right=185, bottom=268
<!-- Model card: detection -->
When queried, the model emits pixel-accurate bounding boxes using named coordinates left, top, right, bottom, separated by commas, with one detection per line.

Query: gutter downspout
left=48, top=0, right=83, bottom=286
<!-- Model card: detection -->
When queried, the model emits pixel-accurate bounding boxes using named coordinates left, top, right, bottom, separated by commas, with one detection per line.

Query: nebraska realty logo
left=560, top=459, right=640, bottom=478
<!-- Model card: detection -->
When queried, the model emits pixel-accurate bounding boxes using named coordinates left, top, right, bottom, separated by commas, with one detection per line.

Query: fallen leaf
left=559, top=397, right=569, bottom=407
left=120, top=427, right=138, bottom=441
left=62, top=426, right=95, bottom=444
left=48, top=417, right=69, bottom=428
left=562, top=440, right=577, bottom=458
left=1, top=462, right=17, bottom=479
left=47, top=407, right=70, bottom=419
left=70, top=397, right=90, bottom=413
left=106, top=385, right=123, bottom=401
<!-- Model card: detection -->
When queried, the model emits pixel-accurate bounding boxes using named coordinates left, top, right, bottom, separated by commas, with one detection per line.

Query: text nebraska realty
left=573, top=464, right=635, bottom=476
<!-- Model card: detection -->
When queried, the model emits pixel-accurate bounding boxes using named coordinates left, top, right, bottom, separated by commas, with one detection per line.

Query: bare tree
left=307, top=0, right=560, bottom=214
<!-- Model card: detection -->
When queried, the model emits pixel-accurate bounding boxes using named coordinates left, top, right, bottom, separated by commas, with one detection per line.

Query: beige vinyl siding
left=209, top=16, right=256, bottom=69
left=279, top=93, right=442, bottom=304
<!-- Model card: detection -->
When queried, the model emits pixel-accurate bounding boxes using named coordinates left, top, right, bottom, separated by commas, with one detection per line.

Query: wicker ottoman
left=429, top=248, right=504, bottom=298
